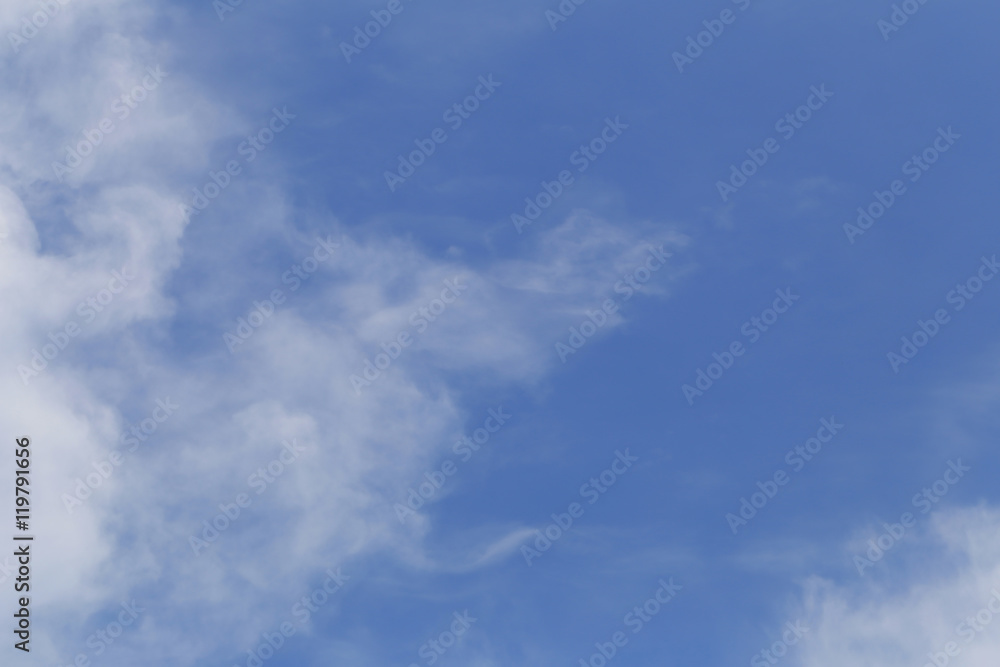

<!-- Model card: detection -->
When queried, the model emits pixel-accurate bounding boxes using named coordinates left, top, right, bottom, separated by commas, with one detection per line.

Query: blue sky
left=2, top=0, right=1000, bottom=665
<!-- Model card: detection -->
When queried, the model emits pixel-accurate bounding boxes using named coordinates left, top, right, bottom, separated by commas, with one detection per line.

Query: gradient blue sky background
left=2, top=0, right=1000, bottom=665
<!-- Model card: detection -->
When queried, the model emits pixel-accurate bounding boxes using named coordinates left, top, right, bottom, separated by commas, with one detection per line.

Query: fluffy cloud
left=792, top=506, right=1000, bottom=667
left=0, top=4, right=690, bottom=662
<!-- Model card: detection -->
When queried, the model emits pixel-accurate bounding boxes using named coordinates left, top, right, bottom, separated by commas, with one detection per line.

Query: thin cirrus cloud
left=0, top=2, right=690, bottom=659
left=1, top=0, right=999, bottom=665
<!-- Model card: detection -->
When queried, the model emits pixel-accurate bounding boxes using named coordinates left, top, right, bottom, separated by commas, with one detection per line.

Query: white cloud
left=0, top=32, right=690, bottom=667
left=0, top=1, right=701, bottom=662
left=792, top=506, right=1000, bottom=667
